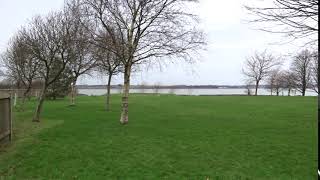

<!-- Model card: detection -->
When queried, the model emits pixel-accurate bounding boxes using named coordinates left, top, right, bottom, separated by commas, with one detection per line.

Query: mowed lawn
left=0, top=95, right=317, bottom=179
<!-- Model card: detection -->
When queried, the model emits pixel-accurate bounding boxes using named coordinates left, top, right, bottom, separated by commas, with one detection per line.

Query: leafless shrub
left=242, top=50, right=281, bottom=95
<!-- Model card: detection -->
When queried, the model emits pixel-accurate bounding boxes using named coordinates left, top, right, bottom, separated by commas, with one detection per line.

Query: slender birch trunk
left=120, top=65, right=131, bottom=125
left=70, top=81, right=77, bottom=106
left=105, top=74, right=112, bottom=111
left=13, top=91, right=17, bottom=107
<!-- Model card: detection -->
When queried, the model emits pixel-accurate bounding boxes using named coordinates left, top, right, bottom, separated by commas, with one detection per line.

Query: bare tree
left=22, top=12, right=74, bottom=122
left=310, top=50, right=318, bottom=94
left=64, top=1, right=97, bottom=106
left=269, top=69, right=293, bottom=96
left=267, top=68, right=280, bottom=96
left=83, top=0, right=205, bottom=124
left=245, top=0, right=318, bottom=44
left=93, top=31, right=121, bottom=111
left=290, top=49, right=312, bottom=96
left=281, top=70, right=296, bottom=96
left=1, top=33, right=41, bottom=110
left=242, top=50, right=281, bottom=96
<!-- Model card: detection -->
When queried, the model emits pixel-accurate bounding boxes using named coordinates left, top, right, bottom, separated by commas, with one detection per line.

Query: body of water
left=78, top=88, right=318, bottom=96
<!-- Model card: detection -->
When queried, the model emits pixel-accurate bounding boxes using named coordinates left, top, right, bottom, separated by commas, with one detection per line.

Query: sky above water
left=0, top=0, right=311, bottom=85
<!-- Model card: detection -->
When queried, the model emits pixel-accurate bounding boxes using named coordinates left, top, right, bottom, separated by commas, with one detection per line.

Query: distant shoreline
left=76, top=85, right=269, bottom=89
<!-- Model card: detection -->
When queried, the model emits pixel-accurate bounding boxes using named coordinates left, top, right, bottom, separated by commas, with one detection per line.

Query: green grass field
left=0, top=95, right=317, bottom=179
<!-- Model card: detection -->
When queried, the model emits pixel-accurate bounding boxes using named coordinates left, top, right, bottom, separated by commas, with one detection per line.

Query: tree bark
left=302, top=83, right=306, bottom=96
left=302, top=77, right=306, bottom=96
left=33, top=85, right=47, bottom=122
left=255, top=81, right=259, bottom=96
left=105, top=74, right=112, bottom=111
left=13, top=92, right=17, bottom=107
left=120, top=65, right=131, bottom=125
left=70, top=81, right=77, bottom=106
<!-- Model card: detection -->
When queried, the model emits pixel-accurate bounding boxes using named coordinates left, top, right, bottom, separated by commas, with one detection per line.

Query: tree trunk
left=70, top=81, right=77, bottom=106
left=288, top=88, right=291, bottom=96
left=105, top=74, right=112, bottom=111
left=21, top=86, right=31, bottom=111
left=33, top=85, right=47, bottom=122
left=255, top=81, right=259, bottom=96
left=120, top=65, right=131, bottom=125
left=13, top=92, right=17, bottom=107
left=302, top=85, right=306, bottom=96
left=302, top=77, right=306, bottom=96
left=276, top=88, right=279, bottom=96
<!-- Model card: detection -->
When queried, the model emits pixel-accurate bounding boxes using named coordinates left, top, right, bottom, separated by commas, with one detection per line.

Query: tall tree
left=22, top=12, right=73, bottom=122
left=242, top=50, right=281, bottom=95
left=64, top=0, right=97, bottom=106
left=290, top=49, right=312, bottom=96
left=245, top=0, right=318, bottom=44
left=1, top=33, right=40, bottom=110
left=281, top=70, right=296, bottom=96
left=83, top=0, right=205, bottom=124
left=93, top=30, right=121, bottom=111
left=267, top=68, right=282, bottom=96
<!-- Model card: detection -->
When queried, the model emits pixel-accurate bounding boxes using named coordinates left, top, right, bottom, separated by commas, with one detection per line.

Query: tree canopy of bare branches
left=63, top=0, right=97, bottom=106
left=245, top=0, right=318, bottom=44
left=290, top=49, right=313, bottom=96
left=267, top=68, right=282, bottom=96
left=83, top=0, right=206, bottom=124
left=1, top=33, right=41, bottom=110
left=93, top=30, right=122, bottom=111
left=242, top=50, right=281, bottom=95
left=281, top=70, right=296, bottom=96
left=21, top=10, right=80, bottom=122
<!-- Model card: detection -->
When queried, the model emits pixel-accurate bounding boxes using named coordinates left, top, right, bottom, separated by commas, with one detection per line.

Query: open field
left=0, top=95, right=317, bottom=179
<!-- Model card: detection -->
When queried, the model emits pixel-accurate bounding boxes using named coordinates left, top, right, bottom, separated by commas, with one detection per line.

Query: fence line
left=0, top=89, right=41, bottom=98
left=0, top=94, right=12, bottom=142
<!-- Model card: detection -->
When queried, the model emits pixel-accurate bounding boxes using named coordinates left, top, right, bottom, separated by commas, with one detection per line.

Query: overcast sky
left=0, top=0, right=309, bottom=85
